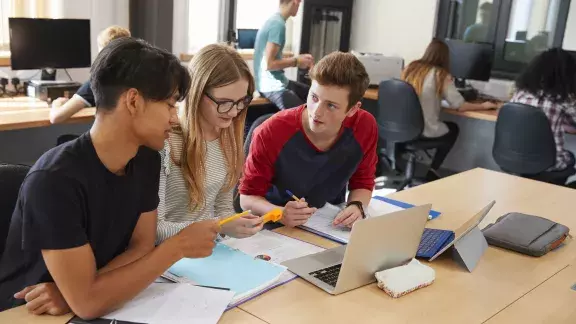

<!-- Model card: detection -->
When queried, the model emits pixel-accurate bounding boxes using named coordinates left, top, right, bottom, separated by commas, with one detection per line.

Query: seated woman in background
left=49, top=25, right=131, bottom=124
left=401, top=38, right=497, bottom=180
left=156, top=44, right=264, bottom=244
left=510, top=48, right=576, bottom=172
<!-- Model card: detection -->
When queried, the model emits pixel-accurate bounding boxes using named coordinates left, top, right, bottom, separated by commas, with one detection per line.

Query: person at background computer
left=156, top=44, right=264, bottom=244
left=0, top=38, right=220, bottom=318
left=463, top=2, right=492, bottom=43
left=239, top=52, right=376, bottom=229
left=510, top=48, right=576, bottom=172
left=401, top=39, right=497, bottom=181
left=49, top=25, right=131, bottom=124
left=254, top=0, right=314, bottom=110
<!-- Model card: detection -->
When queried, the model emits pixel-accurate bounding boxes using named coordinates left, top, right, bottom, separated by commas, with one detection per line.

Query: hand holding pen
left=281, top=190, right=317, bottom=227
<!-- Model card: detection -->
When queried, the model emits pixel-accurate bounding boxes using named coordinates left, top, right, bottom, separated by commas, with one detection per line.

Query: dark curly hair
left=515, top=48, right=576, bottom=104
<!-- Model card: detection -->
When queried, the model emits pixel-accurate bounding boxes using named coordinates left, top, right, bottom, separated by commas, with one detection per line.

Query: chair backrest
left=493, top=102, right=556, bottom=174
left=244, top=113, right=275, bottom=156
left=377, top=79, right=424, bottom=143
left=0, top=163, right=30, bottom=259
left=234, top=113, right=275, bottom=213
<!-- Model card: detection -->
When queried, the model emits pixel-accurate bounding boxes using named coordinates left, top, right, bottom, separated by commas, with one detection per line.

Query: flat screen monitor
left=237, top=29, right=258, bottom=49
left=445, top=39, right=494, bottom=83
left=9, top=18, right=91, bottom=70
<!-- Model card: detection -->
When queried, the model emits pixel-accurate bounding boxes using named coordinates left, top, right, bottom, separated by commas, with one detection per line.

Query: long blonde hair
left=173, top=44, right=254, bottom=211
left=401, top=38, right=450, bottom=96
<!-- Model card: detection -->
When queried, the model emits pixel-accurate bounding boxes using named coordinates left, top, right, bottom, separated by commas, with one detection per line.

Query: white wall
left=563, top=0, right=576, bottom=50
left=350, top=0, right=438, bottom=65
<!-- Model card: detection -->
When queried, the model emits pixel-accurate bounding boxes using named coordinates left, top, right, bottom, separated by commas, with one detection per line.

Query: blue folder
left=167, top=243, right=286, bottom=300
left=373, top=196, right=441, bottom=219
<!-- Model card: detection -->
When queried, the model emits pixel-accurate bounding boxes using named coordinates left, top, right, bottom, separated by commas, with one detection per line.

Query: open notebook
left=299, top=197, right=441, bottom=244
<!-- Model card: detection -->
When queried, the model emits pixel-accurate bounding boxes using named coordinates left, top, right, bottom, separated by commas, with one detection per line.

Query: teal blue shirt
left=254, top=13, right=289, bottom=93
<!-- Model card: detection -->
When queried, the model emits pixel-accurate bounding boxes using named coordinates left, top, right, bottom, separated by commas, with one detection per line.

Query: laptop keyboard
left=309, top=264, right=342, bottom=287
left=417, top=228, right=455, bottom=259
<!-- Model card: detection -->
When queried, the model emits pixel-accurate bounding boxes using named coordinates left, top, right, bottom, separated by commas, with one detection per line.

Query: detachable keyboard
left=417, top=228, right=455, bottom=259
left=309, top=264, right=342, bottom=287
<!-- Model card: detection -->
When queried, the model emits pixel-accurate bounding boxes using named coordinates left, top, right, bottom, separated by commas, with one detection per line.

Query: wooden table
left=2, top=168, right=575, bottom=323
left=485, top=258, right=576, bottom=324
left=0, top=305, right=267, bottom=324
left=363, top=88, right=499, bottom=122
left=237, top=168, right=576, bottom=324
left=0, top=95, right=271, bottom=132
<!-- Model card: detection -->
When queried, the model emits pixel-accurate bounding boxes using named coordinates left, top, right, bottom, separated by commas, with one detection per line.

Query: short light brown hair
left=97, top=26, right=131, bottom=49
left=309, top=51, right=370, bottom=109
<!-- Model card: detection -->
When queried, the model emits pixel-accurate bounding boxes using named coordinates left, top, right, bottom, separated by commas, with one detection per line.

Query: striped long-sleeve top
left=156, top=132, right=235, bottom=244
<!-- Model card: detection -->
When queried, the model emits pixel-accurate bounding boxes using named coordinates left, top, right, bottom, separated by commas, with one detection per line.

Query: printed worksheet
left=101, top=283, right=234, bottom=324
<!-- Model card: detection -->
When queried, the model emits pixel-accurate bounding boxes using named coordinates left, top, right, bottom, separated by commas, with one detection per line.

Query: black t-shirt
left=74, top=81, right=96, bottom=107
left=0, top=133, right=160, bottom=311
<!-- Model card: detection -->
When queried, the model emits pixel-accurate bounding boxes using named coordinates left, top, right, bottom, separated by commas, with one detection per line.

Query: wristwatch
left=346, top=201, right=366, bottom=219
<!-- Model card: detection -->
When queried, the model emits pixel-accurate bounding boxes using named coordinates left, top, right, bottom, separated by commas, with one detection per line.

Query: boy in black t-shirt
left=0, top=38, right=220, bottom=318
left=49, top=26, right=131, bottom=124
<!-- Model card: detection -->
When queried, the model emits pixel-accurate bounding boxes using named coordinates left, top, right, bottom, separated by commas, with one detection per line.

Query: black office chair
left=233, top=113, right=276, bottom=212
left=0, top=163, right=30, bottom=259
left=377, top=79, right=447, bottom=190
left=493, top=102, right=576, bottom=185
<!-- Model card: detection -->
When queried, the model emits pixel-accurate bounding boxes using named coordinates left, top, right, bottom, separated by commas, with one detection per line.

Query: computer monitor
left=9, top=18, right=91, bottom=78
left=445, top=39, right=494, bottom=88
left=237, top=29, right=258, bottom=49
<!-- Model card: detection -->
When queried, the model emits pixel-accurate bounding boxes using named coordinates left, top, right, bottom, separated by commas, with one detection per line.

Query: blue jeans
left=261, top=81, right=310, bottom=110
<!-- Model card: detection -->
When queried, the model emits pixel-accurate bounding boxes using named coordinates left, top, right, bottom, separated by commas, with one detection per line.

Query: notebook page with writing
left=101, top=283, right=234, bottom=324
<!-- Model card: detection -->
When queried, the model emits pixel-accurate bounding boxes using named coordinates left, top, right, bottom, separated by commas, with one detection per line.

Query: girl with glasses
left=156, top=44, right=263, bottom=244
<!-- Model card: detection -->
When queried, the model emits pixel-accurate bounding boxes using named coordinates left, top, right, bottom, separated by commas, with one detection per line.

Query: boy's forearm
left=97, top=243, right=154, bottom=275
left=71, top=241, right=181, bottom=319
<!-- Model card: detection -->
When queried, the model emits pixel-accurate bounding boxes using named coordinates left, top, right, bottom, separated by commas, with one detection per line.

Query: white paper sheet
left=223, top=230, right=325, bottom=264
left=102, top=283, right=234, bottom=324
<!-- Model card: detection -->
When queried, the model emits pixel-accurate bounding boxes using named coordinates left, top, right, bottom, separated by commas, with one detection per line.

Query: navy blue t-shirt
left=74, top=81, right=96, bottom=107
left=0, top=133, right=160, bottom=311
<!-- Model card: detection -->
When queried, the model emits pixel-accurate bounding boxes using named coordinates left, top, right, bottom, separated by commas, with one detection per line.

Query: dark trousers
left=420, top=122, right=460, bottom=179
left=261, top=81, right=310, bottom=110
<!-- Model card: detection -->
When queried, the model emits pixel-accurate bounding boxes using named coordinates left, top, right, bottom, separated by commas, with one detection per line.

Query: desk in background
left=0, top=95, right=271, bottom=132
left=180, top=49, right=294, bottom=62
left=362, top=88, right=500, bottom=122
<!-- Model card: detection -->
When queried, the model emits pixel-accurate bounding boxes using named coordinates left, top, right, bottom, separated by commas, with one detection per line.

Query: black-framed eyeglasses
left=204, top=92, right=253, bottom=114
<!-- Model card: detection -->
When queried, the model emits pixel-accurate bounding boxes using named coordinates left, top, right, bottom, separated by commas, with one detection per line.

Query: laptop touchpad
left=312, top=247, right=345, bottom=266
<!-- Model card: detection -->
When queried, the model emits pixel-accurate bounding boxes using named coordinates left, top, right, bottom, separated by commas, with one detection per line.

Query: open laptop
left=282, top=204, right=431, bottom=295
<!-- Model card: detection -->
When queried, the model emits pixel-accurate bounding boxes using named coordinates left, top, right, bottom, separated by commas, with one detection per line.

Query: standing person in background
left=253, top=0, right=314, bottom=110
left=156, top=44, right=264, bottom=244
left=402, top=39, right=497, bottom=181
left=49, top=25, right=131, bottom=124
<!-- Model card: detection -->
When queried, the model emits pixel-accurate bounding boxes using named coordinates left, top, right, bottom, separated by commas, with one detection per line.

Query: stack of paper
left=101, top=283, right=234, bottom=324
left=168, top=243, right=287, bottom=306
